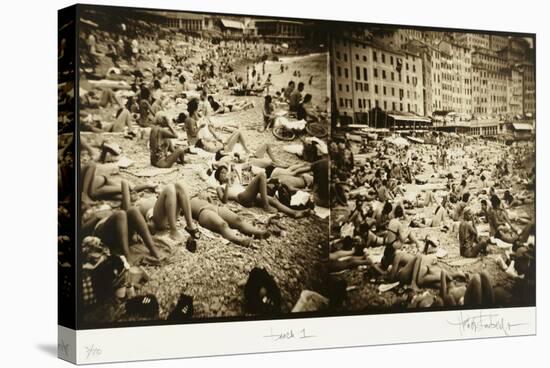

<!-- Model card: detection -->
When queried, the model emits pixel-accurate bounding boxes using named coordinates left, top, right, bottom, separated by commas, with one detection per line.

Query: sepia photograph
left=328, top=24, right=535, bottom=313
left=76, top=5, right=330, bottom=325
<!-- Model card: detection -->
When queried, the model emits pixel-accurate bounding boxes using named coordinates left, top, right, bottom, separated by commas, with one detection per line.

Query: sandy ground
left=81, top=50, right=329, bottom=322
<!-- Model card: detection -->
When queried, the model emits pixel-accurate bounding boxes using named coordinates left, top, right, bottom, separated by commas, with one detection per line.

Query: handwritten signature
left=263, top=328, right=315, bottom=342
left=447, top=312, right=527, bottom=336
left=85, top=344, right=102, bottom=360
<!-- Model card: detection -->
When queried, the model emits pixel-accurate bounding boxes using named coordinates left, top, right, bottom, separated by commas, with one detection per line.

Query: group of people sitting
left=325, top=135, right=535, bottom=309
left=77, top=28, right=330, bottom=271
left=261, top=79, right=325, bottom=132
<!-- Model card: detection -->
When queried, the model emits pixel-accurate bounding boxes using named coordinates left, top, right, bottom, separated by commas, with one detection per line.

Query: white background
left=0, top=0, right=547, bottom=366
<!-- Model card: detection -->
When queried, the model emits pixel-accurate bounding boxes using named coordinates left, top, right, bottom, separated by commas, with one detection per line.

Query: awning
left=220, top=19, right=244, bottom=30
left=512, top=123, right=533, bottom=131
left=388, top=114, right=431, bottom=123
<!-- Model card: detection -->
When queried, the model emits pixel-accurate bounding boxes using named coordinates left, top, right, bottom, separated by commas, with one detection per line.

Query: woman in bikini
left=381, top=205, right=421, bottom=268
left=212, top=144, right=288, bottom=170
left=195, top=128, right=251, bottom=155
left=133, top=181, right=200, bottom=242
left=385, top=247, right=465, bottom=291
left=439, top=270, right=495, bottom=307
left=80, top=162, right=155, bottom=204
left=81, top=181, right=162, bottom=266
left=149, top=115, right=187, bottom=168
left=189, top=195, right=269, bottom=247
left=325, top=238, right=385, bottom=274
left=214, top=165, right=310, bottom=218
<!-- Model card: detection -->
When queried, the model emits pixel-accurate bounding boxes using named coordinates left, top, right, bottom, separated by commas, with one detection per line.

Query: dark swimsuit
left=382, top=227, right=401, bottom=269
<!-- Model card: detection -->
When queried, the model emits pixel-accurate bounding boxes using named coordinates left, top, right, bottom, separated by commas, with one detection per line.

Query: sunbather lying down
left=81, top=162, right=155, bottom=204
left=131, top=181, right=200, bottom=242
left=326, top=242, right=386, bottom=275
left=214, top=166, right=310, bottom=219
left=81, top=136, right=122, bottom=163
left=195, top=129, right=251, bottom=155
left=212, top=143, right=288, bottom=169
left=190, top=194, right=269, bottom=247
left=80, top=98, right=136, bottom=133
left=386, top=252, right=465, bottom=291
left=81, top=183, right=162, bottom=266
left=408, top=270, right=497, bottom=308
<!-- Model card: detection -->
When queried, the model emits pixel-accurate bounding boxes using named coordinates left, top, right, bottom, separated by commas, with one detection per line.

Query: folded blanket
left=130, top=234, right=179, bottom=266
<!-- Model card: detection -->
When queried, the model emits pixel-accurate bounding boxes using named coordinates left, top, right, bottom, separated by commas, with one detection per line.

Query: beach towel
left=132, top=166, right=178, bottom=178
left=129, top=234, right=179, bottom=266
left=277, top=117, right=307, bottom=131
left=88, top=79, right=131, bottom=90
left=444, top=258, right=479, bottom=267
left=378, top=282, right=400, bottom=293
left=282, top=144, right=304, bottom=156
left=435, top=248, right=448, bottom=258
left=290, top=190, right=311, bottom=207
left=116, top=156, right=134, bottom=169
left=494, top=238, right=513, bottom=249
left=368, top=253, right=384, bottom=264
left=313, top=206, right=330, bottom=219
left=340, top=222, right=354, bottom=239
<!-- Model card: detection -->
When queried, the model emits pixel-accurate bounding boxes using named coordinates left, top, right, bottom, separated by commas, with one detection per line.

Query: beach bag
left=302, top=140, right=320, bottom=162
left=244, top=267, right=281, bottom=315
left=126, top=294, right=159, bottom=318
left=167, top=293, right=194, bottom=321
left=91, top=255, right=127, bottom=301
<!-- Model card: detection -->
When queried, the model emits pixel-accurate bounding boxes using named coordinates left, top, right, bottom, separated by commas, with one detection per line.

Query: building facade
left=332, top=28, right=535, bottom=125
left=519, top=62, right=535, bottom=116
left=164, top=12, right=204, bottom=32
left=254, top=20, right=305, bottom=40
left=507, top=67, right=524, bottom=117
left=490, top=35, right=509, bottom=52
left=456, top=33, right=490, bottom=50
left=332, top=32, right=424, bottom=124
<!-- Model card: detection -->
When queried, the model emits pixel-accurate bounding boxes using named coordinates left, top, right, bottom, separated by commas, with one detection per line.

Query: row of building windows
left=339, top=97, right=418, bottom=113
left=335, top=49, right=417, bottom=72
left=336, top=65, right=419, bottom=85
left=339, top=82, right=420, bottom=100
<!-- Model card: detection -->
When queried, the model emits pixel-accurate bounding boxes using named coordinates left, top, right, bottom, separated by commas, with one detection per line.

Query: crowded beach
left=67, top=10, right=331, bottom=322
left=328, top=129, right=535, bottom=311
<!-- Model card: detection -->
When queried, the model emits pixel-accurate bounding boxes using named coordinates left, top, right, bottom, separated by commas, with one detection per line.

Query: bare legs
left=236, top=173, right=310, bottom=217
left=410, top=255, right=465, bottom=290
left=98, top=88, right=121, bottom=107
left=237, top=172, right=275, bottom=212
left=388, top=252, right=416, bottom=283
left=81, top=163, right=123, bottom=202
left=265, top=196, right=310, bottom=218
left=153, top=148, right=186, bottom=168
left=217, top=207, right=268, bottom=238
left=464, top=272, right=495, bottom=307
left=252, top=144, right=287, bottom=167
left=224, top=130, right=250, bottom=153
left=197, top=209, right=252, bottom=247
left=98, top=208, right=161, bottom=265
left=82, top=163, right=155, bottom=203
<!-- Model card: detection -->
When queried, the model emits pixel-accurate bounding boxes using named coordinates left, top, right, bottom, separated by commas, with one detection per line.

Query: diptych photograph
left=57, top=3, right=536, bottom=364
